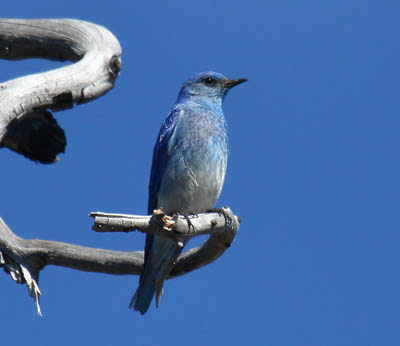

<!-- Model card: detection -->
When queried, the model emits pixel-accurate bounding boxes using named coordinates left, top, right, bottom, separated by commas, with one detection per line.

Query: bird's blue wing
left=147, top=106, right=181, bottom=214
left=144, top=106, right=181, bottom=261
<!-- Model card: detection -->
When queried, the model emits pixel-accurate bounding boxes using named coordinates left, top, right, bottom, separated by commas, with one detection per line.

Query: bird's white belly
left=157, top=149, right=227, bottom=214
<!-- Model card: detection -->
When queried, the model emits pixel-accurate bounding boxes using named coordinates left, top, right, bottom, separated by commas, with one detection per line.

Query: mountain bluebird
left=130, top=71, right=247, bottom=314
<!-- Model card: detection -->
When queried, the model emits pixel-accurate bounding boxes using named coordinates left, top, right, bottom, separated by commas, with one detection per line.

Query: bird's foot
left=153, top=208, right=177, bottom=231
left=179, top=213, right=197, bottom=234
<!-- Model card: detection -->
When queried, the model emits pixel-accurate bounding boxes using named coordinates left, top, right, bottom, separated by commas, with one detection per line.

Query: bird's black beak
left=223, top=78, right=248, bottom=89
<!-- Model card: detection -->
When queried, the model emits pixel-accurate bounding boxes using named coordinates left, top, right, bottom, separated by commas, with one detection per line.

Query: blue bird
left=130, top=71, right=247, bottom=314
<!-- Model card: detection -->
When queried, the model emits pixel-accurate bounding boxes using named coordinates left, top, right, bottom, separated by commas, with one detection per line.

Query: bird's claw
left=180, top=213, right=197, bottom=234
left=154, top=208, right=177, bottom=231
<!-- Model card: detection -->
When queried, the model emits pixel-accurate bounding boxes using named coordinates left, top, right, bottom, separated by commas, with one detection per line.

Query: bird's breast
left=157, top=115, right=228, bottom=214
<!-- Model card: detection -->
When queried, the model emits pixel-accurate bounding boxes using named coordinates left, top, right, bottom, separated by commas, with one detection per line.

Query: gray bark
left=0, top=18, right=121, bottom=140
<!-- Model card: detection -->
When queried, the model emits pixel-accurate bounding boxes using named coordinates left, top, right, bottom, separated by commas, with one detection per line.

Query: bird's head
left=177, top=71, right=247, bottom=105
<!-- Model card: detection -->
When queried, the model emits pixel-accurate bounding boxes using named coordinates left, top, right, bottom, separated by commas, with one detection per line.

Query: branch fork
left=0, top=208, right=239, bottom=314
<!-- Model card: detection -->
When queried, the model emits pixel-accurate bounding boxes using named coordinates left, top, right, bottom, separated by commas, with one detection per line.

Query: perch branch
left=90, top=208, right=238, bottom=238
left=0, top=208, right=239, bottom=313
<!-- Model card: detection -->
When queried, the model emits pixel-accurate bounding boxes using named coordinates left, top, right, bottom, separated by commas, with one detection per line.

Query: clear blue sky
left=1, top=1, right=400, bottom=345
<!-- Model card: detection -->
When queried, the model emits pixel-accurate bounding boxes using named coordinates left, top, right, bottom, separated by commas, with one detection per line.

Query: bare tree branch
left=0, top=208, right=239, bottom=314
left=0, top=18, right=121, bottom=162
left=90, top=208, right=238, bottom=238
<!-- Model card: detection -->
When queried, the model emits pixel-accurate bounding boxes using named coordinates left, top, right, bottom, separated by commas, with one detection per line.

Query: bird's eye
left=203, top=77, right=217, bottom=85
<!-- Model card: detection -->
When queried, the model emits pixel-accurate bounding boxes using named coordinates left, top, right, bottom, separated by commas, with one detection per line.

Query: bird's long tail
left=129, top=236, right=183, bottom=314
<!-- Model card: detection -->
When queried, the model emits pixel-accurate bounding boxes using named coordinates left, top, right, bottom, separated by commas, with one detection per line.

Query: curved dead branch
left=0, top=18, right=121, bottom=163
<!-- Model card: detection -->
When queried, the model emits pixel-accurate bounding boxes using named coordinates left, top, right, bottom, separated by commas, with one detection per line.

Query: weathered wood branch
left=0, top=208, right=239, bottom=314
left=0, top=18, right=121, bottom=162
left=91, top=208, right=238, bottom=238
